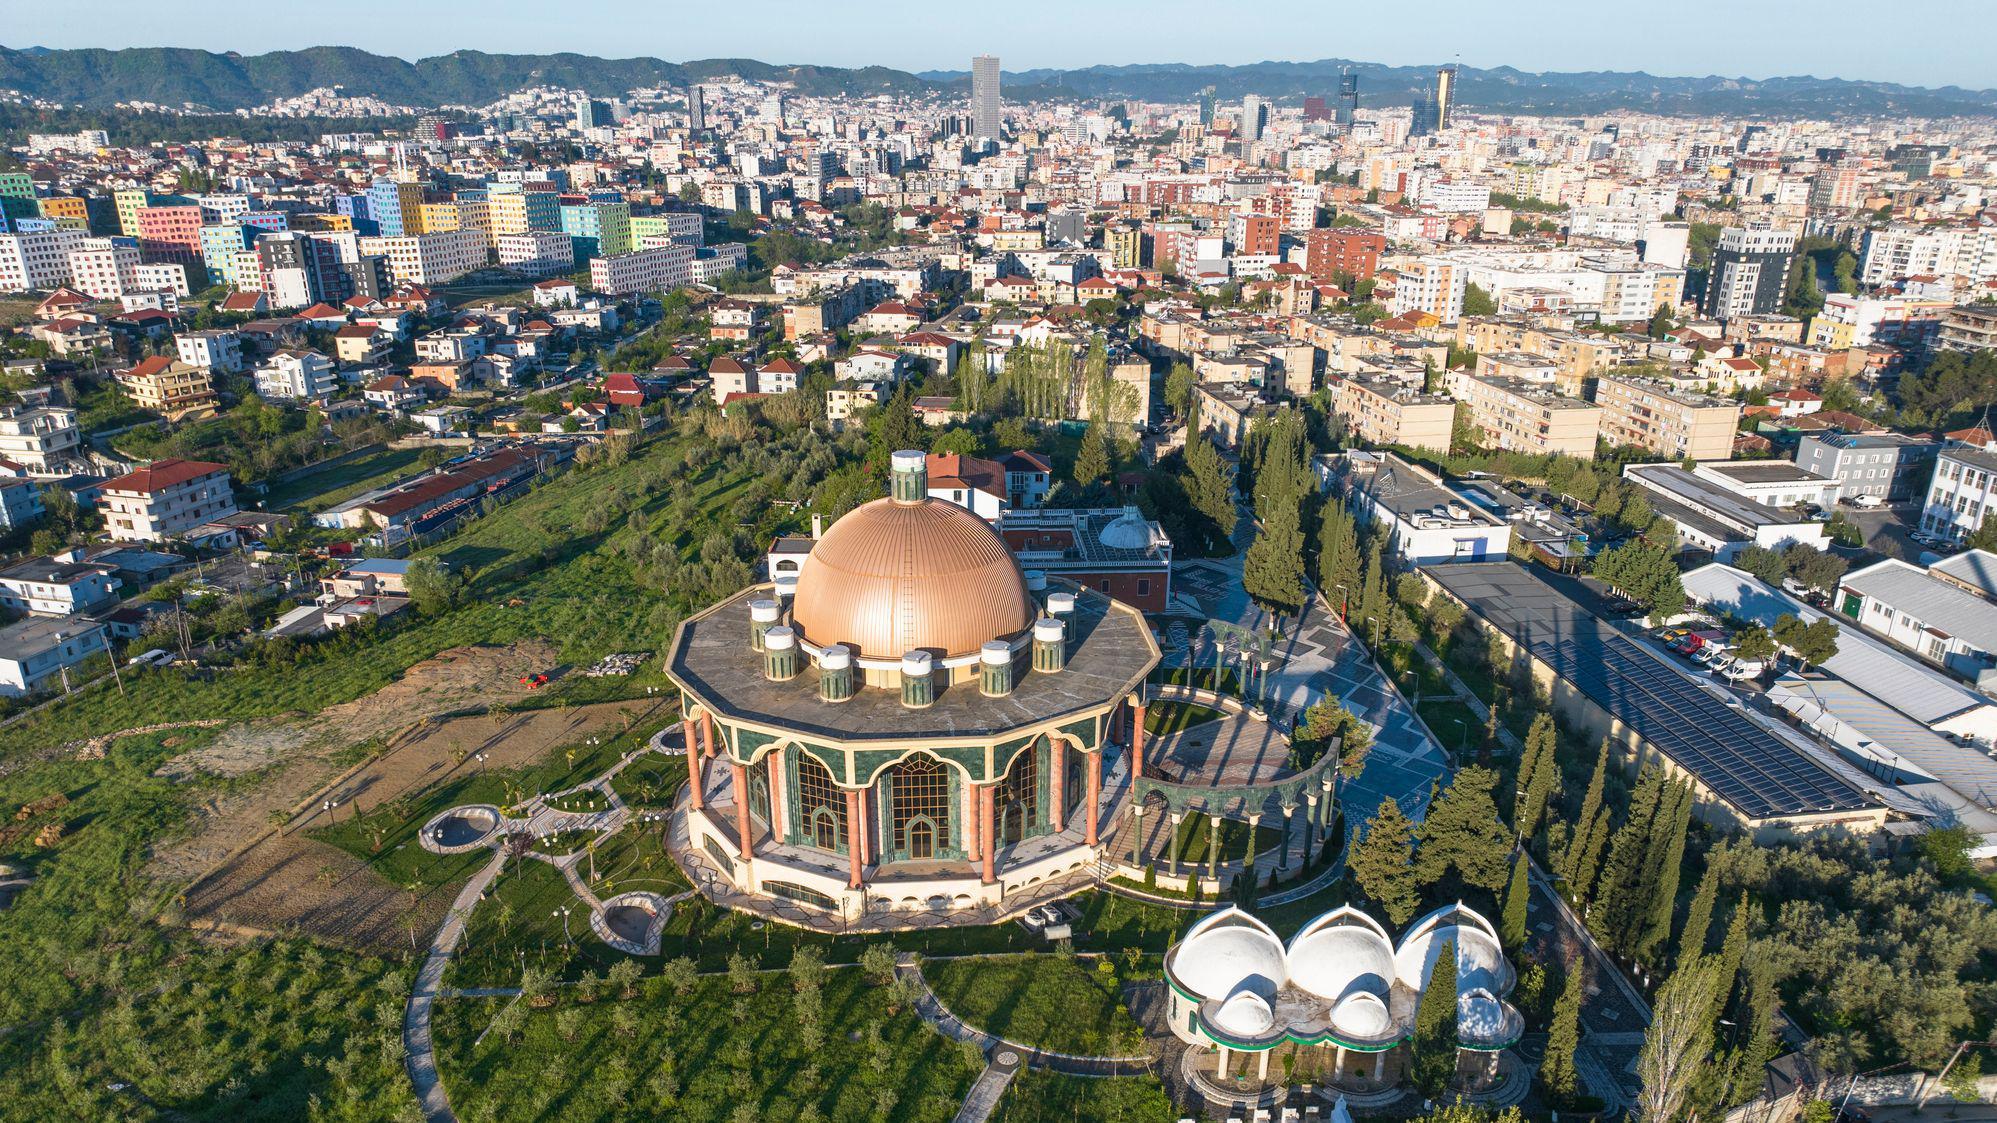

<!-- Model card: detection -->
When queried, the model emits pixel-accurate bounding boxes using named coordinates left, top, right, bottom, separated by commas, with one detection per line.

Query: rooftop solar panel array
left=1426, top=563, right=1879, bottom=820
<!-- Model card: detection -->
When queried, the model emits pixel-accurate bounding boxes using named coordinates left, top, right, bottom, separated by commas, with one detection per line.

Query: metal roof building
left=1425, top=561, right=1886, bottom=837
left=1683, top=563, right=1997, bottom=742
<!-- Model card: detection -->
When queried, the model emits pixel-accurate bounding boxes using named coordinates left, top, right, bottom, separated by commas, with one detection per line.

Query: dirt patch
left=179, top=834, right=462, bottom=953
left=150, top=642, right=564, bottom=880
left=169, top=695, right=671, bottom=951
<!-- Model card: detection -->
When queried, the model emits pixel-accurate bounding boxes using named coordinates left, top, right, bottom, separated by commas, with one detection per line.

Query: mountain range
left=2, top=45, right=1992, bottom=118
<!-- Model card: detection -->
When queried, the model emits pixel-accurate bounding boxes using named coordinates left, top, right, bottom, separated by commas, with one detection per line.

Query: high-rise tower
left=971, top=55, right=1003, bottom=140
left=1337, top=70, right=1359, bottom=130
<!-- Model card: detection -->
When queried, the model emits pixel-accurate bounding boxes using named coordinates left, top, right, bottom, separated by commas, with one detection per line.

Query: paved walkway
left=953, top=1048, right=1023, bottom=1123
left=404, top=849, right=506, bottom=1123
left=1166, top=558, right=1449, bottom=830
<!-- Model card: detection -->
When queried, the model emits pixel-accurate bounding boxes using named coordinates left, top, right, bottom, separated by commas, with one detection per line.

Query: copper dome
left=791, top=497, right=1036, bottom=660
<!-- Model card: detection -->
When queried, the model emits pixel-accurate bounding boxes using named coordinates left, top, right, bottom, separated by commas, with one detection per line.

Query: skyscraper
left=1197, top=87, right=1216, bottom=129
left=1337, top=71, right=1359, bottom=130
left=1303, top=96, right=1328, bottom=122
left=1411, top=65, right=1459, bottom=137
left=687, top=85, right=707, bottom=133
left=971, top=55, right=1003, bottom=140
left=1241, top=95, right=1267, bottom=143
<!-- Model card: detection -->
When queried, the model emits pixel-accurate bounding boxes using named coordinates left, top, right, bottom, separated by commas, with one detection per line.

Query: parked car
left=1851, top=494, right=1885, bottom=509
left=127, top=649, right=175, bottom=668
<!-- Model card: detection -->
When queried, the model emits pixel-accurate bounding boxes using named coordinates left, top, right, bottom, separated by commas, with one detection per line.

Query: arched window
left=748, top=773, right=770, bottom=826
left=997, top=742, right=1039, bottom=845
left=889, top=755, right=951, bottom=859
left=795, top=752, right=845, bottom=854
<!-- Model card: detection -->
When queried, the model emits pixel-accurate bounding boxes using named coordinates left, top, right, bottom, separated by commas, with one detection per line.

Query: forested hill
left=3, top=44, right=1993, bottom=117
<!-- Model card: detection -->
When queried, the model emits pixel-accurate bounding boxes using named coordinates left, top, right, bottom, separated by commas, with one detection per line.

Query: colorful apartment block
left=134, top=205, right=204, bottom=266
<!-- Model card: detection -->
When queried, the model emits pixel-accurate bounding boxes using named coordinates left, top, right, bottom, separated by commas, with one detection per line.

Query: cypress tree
left=1517, top=715, right=1560, bottom=843
left=1637, top=781, right=1694, bottom=963
left=1357, top=538, right=1386, bottom=644
left=1677, top=860, right=1722, bottom=967
left=1243, top=415, right=1309, bottom=614
left=1708, top=893, right=1753, bottom=1027
left=1591, top=766, right=1667, bottom=947
left=1316, top=499, right=1361, bottom=614
left=1499, top=851, right=1531, bottom=950
left=1510, top=713, right=1548, bottom=820
left=1561, top=739, right=1613, bottom=902
left=1348, top=798, right=1421, bottom=925
left=1074, top=420, right=1110, bottom=485
left=1409, top=938, right=1460, bottom=1097
left=1415, top=766, right=1511, bottom=894
left=1183, top=417, right=1238, bottom=545
left=1542, top=959, right=1586, bottom=1103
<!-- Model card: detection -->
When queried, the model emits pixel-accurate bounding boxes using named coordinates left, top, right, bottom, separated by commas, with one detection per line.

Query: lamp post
left=1332, top=584, right=1349, bottom=621
left=552, top=905, right=572, bottom=947
left=322, top=799, right=339, bottom=825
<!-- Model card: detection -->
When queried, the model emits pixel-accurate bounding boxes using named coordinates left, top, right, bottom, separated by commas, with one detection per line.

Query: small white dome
left=1330, top=991, right=1394, bottom=1040
left=1214, top=990, right=1276, bottom=1037
left=1098, top=506, right=1152, bottom=550
left=1171, top=908, right=1288, bottom=1002
left=1456, top=988, right=1510, bottom=1044
left=1286, top=923, right=1396, bottom=1004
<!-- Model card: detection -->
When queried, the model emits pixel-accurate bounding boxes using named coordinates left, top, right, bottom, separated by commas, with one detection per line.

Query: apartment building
left=100, top=458, right=238, bottom=543
left=1304, top=228, right=1387, bottom=284
left=488, top=190, right=561, bottom=235
left=1331, top=374, right=1455, bottom=454
left=1920, top=446, right=1997, bottom=543
left=254, top=350, right=339, bottom=402
left=1796, top=433, right=1941, bottom=504
left=1450, top=372, right=1602, bottom=457
left=358, top=229, right=488, bottom=285
left=0, top=227, right=84, bottom=291
left=134, top=205, right=204, bottom=265
left=1593, top=374, right=1741, bottom=461
left=176, top=330, right=244, bottom=374
left=495, top=231, right=574, bottom=278
left=589, top=242, right=693, bottom=295
left=0, top=406, right=82, bottom=474
left=1389, top=256, right=1466, bottom=323
left=1807, top=294, right=1951, bottom=351
left=65, top=238, right=141, bottom=299
left=118, top=356, right=218, bottom=421
left=1941, top=305, right=1997, bottom=354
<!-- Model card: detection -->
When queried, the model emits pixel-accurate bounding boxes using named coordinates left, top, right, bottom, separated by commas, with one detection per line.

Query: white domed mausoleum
left=664, top=451, right=1162, bottom=923
left=1163, top=903, right=1523, bottom=1096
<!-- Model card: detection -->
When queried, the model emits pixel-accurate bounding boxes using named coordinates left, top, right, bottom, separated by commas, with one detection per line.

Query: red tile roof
left=103, top=458, right=229, bottom=495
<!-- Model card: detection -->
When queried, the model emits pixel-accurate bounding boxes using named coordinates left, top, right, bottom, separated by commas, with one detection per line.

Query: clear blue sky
left=8, top=0, right=1993, bottom=90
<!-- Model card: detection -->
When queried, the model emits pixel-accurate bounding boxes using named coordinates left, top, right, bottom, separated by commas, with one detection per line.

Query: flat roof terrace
left=668, top=582, right=1160, bottom=745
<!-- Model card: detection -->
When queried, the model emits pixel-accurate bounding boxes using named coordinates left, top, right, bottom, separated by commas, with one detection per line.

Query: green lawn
left=431, top=968, right=984, bottom=1123
left=1378, top=641, right=1451, bottom=700
left=1143, top=701, right=1224, bottom=738
left=260, top=446, right=425, bottom=513
left=1417, top=699, right=1485, bottom=755
left=1169, top=812, right=1288, bottom=866
left=993, top=1070, right=1179, bottom=1123
left=925, top=953, right=1147, bottom=1055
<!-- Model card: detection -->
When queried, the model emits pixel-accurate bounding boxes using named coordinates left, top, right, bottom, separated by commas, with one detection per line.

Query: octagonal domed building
left=665, top=452, right=1160, bottom=924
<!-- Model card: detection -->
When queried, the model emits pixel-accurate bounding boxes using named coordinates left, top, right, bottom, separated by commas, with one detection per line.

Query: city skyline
left=5, top=0, right=1995, bottom=91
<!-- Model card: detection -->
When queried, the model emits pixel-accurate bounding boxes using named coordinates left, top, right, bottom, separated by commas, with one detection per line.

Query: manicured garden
left=1142, top=700, right=1225, bottom=737
left=431, top=967, right=984, bottom=1122
left=260, top=445, right=426, bottom=512
left=993, top=1070, right=1179, bottom=1122
left=925, top=952, right=1147, bottom=1055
